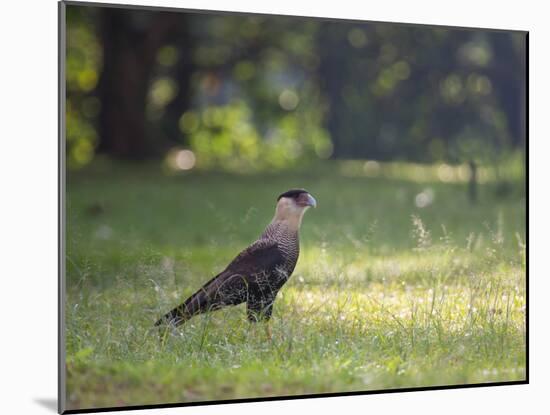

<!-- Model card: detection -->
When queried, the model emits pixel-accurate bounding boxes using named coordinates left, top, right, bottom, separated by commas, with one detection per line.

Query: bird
left=155, top=189, right=317, bottom=339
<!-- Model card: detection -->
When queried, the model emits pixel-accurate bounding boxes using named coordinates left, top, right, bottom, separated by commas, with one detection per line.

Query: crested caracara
left=155, top=189, right=316, bottom=337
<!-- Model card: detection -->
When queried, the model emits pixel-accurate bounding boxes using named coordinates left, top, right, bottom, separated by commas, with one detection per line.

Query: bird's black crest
left=277, top=189, right=309, bottom=201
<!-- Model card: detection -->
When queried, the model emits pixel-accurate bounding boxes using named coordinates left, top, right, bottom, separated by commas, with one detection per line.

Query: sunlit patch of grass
left=337, top=152, right=524, bottom=185
left=65, top=162, right=525, bottom=410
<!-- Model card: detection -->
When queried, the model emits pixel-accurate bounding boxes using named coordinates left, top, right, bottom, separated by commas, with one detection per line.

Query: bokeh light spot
left=363, top=160, right=381, bottom=177
left=157, top=45, right=178, bottom=67
left=415, top=188, right=434, bottom=208
left=77, top=69, right=98, bottom=92
left=175, top=149, right=196, bottom=170
left=149, top=77, right=178, bottom=109
left=179, top=111, right=199, bottom=134
left=348, top=28, right=368, bottom=48
left=279, top=89, right=299, bottom=111
left=437, top=163, right=454, bottom=182
left=234, top=61, right=256, bottom=81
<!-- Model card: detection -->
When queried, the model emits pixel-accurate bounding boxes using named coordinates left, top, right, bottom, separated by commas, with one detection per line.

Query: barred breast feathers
left=261, top=220, right=300, bottom=272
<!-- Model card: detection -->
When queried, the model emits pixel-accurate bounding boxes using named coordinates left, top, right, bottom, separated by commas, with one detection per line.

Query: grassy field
left=65, top=160, right=526, bottom=410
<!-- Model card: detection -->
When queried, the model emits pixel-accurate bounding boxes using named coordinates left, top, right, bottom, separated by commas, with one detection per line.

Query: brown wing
left=224, top=239, right=285, bottom=276
left=155, top=239, right=285, bottom=327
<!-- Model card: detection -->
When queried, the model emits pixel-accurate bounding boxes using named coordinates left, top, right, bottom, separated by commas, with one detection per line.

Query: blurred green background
left=66, top=4, right=526, bottom=179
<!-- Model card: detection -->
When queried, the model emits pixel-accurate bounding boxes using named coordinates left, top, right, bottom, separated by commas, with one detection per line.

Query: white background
left=0, top=0, right=543, bottom=413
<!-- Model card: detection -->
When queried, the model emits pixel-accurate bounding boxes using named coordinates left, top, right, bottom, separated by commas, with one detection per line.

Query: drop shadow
left=34, top=398, right=57, bottom=412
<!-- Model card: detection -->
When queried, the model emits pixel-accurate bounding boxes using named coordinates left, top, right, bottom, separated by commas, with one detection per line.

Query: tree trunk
left=97, top=9, right=178, bottom=159
left=317, top=24, right=347, bottom=158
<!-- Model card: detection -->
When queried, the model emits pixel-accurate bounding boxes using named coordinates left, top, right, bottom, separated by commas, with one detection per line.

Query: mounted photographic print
left=59, top=1, right=527, bottom=413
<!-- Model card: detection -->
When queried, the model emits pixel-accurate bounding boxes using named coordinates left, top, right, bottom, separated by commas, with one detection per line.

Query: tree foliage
left=65, top=5, right=526, bottom=171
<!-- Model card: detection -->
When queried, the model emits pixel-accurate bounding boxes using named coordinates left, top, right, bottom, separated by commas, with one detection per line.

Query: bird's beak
left=306, top=194, right=317, bottom=208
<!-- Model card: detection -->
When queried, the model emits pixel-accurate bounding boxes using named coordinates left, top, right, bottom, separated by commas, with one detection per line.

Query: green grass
left=65, top=160, right=526, bottom=410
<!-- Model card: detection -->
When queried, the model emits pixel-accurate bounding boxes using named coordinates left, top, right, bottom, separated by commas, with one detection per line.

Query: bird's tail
left=154, top=283, right=215, bottom=329
left=154, top=304, right=191, bottom=328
